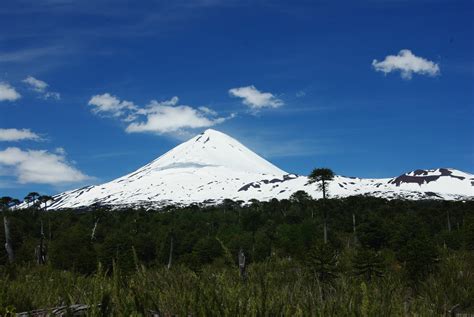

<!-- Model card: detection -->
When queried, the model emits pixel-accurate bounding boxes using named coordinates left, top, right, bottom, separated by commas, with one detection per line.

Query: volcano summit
left=47, top=129, right=473, bottom=209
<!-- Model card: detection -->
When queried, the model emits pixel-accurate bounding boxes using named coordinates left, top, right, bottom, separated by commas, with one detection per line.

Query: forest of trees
left=0, top=193, right=473, bottom=315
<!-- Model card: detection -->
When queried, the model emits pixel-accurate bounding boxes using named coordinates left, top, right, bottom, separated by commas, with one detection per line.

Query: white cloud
left=0, top=82, right=21, bottom=101
left=88, top=93, right=137, bottom=117
left=54, top=147, right=66, bottom=155
left=198, top=106, right=218, bottom=116
left=23, top=76, right=48, bottom=92
left=44, top=91, right=61, bottom=100
left=372, top=49, right=440, bottom=80
left=0, top=128, right=42, bottom=142
left=229, top=85, right=283, bottom=109
left=88, top=93, right=229, bottom=135
left=0, top=147, right=90, bottom=184
left=126, top=98, right=227, bottom=134
left=22, top=76, right=61, bottom=100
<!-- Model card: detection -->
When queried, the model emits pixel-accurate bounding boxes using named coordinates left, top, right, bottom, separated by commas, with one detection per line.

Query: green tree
left=289, top=190, right=312, bottom=203
left=307, top=168, right=335, bottom=243
left=0, top=196, right=13, bottom=210
left=0, top=197, right=20, bottom=210
left=38, top=195, right=53, bottom=210
left=464, top=217, right=474, bottom=251
left=99, top=234, right=135, bottom=273
left=50, top=225, right=97, bottom=274
left=401, top=236, right=439, bottom=281
left=289, top=190, right=313, bottom=218
left=308, top=168, right=335, bottom=200
left=352, top=248, right=385, bottom=281
left=358, top=216, right=388, bottom=250
left=191, top=236, right=223, bottom=268
left=24, top=192, right=40, bottom=208
left=306, top=243, right=338, bottom=284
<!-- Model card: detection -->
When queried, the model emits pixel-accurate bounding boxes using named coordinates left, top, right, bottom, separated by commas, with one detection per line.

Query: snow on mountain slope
left=238, top=168, right=473, bottom=201
left=49, top=129, right=287, bottom=209
left=143, top=129, right=285, bottom=175
left=47, top=129, right=473, bottom=209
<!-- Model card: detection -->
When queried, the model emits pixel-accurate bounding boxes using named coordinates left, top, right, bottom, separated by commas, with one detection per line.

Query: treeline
left=1, top=195, right=474, bottom=314
left=1, top=195, right=473, bottom=275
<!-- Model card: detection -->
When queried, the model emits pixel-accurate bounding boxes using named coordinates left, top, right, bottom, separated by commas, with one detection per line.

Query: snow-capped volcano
left=139, top=129, right=285, bottom=175
left=48, top=129, right=473, bottom=209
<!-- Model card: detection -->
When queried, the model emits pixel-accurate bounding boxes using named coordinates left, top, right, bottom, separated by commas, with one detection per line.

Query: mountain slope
left=48, top=129, right=473, bottom=209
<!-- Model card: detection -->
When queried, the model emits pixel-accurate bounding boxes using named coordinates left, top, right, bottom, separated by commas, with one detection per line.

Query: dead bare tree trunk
left=322, top=182, right=328, bottom=244
left=91, top=218, right=99, bottom=241
left=351, top=212, right=360, bottom=248
left=4, top=217, right=14, bottom=263
left=352, top=213, right=357, bottom=235
left=167, top=235, right=173, bottom=270
left=38, top=220, right=45, bottom=265
left=238, top=248, right=247, bottom=281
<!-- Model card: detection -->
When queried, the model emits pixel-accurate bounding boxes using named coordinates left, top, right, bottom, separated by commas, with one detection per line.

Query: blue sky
left=0, top=0, right=473, bottom=199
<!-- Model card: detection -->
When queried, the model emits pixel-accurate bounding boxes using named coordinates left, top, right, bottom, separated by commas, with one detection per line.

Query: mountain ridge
left=45, top=129, right=473, bottom=209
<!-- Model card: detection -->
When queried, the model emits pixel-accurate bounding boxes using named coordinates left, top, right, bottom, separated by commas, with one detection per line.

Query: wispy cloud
left=295, top=90, right=306, bottom=98
left=372, top=49, right=440, bottom=80
left=235, top=129, right=336, bottom=161
left=0, top=128, right=43, bottom=142
left=249, top=138, right=332, bottom=159
left=229, top=85, right=283, bottom=109
left=0, top=46, right=65, bottom=63
left=23, top=76, right=48, bottom=92
left=22, top=76, right=61, bottom=100
left=0, top=82, right=21, bottom=102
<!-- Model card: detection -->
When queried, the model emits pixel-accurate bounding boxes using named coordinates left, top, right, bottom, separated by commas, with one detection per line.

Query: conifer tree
left=352, top=248, right=385, bottom=281
left=306, top=243, right=338, bottom=284
left=308, top=168, right=335, bottom=243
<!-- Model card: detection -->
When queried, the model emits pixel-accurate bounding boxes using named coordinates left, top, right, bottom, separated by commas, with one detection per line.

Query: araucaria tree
left=308, top=168, right=335, bottom=244
left=307, top=243, right=338, bottom=282
left=24, top=192, right=40, bottom=208
left=352, top=248, right=385, bottom=281
left=38, top=195, right=53, bottom=210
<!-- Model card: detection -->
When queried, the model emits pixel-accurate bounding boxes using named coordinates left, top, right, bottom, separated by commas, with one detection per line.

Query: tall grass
left=1, top=252, right=473, bottom=316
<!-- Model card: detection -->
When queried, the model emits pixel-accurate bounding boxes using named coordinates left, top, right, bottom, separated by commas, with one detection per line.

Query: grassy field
left=1, top=198, right=473, bottom=315
left=1, top=251, right=473, bottom=316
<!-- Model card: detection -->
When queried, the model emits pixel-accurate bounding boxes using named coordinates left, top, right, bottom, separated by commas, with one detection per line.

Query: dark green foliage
left=307, top=168, right=335, bottom=185
left=464, top=217, right=474, bottom=250
left=289, top=190, right=312, bottom=203
left=0, top=196, right=473, bottom=314
left=358, top=216, right=388, bottom=250
left=191, top=237, right=223, bottom=267
left=306, top=243, right=338, bottom=283
left=352, top=248, right=385, bottom=281
left=0, top=197, right=472, bottom=274
left=0, top=197, right=13, bottom=209
left=49, top=224, right=97, bottom=274
left=401, top=236, right=439, bottom=281
left=99, top=233, right=136, bottom=272
left=24, top=192, right=39, bottom=208
left=307, top=168, right=335, bottom=199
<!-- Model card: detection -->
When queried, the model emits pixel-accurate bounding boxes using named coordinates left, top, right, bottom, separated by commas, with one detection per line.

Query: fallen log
left=16, top=304, right=161, bottom=317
